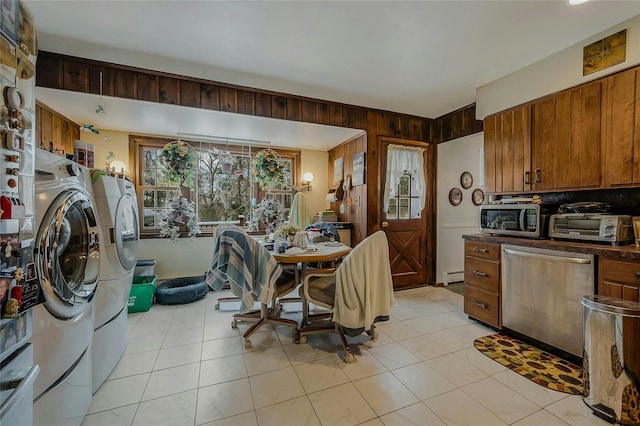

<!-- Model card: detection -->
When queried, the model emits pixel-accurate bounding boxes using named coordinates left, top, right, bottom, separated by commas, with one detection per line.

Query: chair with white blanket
left=206, top=228, right=298, bottom=347
left=295, top=230, right=394, bottom=362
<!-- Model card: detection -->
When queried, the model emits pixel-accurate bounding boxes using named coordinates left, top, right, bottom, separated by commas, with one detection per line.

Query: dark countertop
left=462, top=234, right=640, bottom=261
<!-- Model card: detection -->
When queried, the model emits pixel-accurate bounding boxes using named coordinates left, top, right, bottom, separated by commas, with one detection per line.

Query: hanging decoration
left=159, top=140, right=198, bottom=189
left=252, top=148, right=285, bottom=189
left=159, top=196, right=200, bottom=241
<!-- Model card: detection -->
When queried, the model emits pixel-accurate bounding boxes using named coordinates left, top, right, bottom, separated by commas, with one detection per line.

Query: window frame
left=129, top=135, right=301, bottom=238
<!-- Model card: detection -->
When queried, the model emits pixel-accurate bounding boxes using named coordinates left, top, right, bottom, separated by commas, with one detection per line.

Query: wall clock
left=449, top=187, right=463, bottom=206
left=460, top=171, right=473, bottom=189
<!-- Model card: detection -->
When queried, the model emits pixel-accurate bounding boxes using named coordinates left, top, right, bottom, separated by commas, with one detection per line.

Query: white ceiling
left=27, top=0, right=640, bottom=150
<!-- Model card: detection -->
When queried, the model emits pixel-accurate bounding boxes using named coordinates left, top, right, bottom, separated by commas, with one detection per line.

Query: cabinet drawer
left=464, top=286, right=500, bottom=328
left=601, top=258, right=640, bottom=285
left=464, top=257, right=500, bottom=293
left=465, top=241, right=500, bottom=261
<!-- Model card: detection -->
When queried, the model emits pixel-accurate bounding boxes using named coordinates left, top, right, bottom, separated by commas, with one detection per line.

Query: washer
left=90, top=173, right=139, bottom=393
left=31, top=149, right=99, bottom=426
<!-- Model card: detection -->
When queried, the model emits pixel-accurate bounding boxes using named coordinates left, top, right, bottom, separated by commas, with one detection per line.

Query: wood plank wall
left=35, top=100, right=80, bottom=154
left=327, top=134, right=367, bottom=246
left=432, top=103, right=484, bottom=144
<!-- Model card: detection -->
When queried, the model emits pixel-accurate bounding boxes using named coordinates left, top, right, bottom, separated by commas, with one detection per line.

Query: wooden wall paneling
left=137, top=74, right=159, bottom=102
left=89, top=65, right=114, bottom=96
left=40, top=108, right=52, bottom=148
left=367, top=111, right=380, bottom=236
left=378, top=113, right=400, bottom=137
left=36, top=54, right=63, bottom=89
left=219, top=87, right=238, bottom=113
left=255, top=93, right=272, bottom=117
left=301, top=101, right=317, bottom=123
left=441, top=115, right=452, bottom=141
left=407, top=117, right=422, bottom=141
left=159, top=77, right=180, bottom=105
left=329, top=105, right=343, bottom=127
left=179, top=80, right=201, bottom=108
left=114, top=69, right=137, bottom=99
left=35, top=104, right=42, bottom=149
left=63, top=60, right=89, bottom=93
left=286, top=98, right=301, bottom=121
left=316, top=103, right=330, bottom=125
left=200, top=84, right=219, bottom=110
left=237, top=90, right=255, bottom=115
left=60, top=120, right=70, bottom=154
left=432, top=118, right=442, bottom=144
left=51, top=115, right=62, bottom=147
left=352, top=108, right=368, bottom=131
left=71, top=124, right=80, bottom=144
left=271, top=96, right=287, bottom=119
left=342, top=107, right=356, bottom=129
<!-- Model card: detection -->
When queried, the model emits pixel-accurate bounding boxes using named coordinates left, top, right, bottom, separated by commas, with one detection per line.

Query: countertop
left=462, top=234, right=640, bottom=261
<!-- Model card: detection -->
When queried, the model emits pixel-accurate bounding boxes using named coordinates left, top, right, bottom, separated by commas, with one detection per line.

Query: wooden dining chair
left=295, top=231, right=394, bottom=362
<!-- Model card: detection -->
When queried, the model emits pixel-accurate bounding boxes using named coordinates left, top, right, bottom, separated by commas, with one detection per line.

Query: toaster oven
left=548, top=214, right=633, bottom=245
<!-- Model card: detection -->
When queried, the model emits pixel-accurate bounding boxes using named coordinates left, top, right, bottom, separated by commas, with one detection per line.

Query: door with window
left=380, top=138, right=434, bottom=289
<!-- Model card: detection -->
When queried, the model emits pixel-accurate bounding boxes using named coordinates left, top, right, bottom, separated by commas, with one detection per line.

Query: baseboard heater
left=442, top=271, right=464, bottom=285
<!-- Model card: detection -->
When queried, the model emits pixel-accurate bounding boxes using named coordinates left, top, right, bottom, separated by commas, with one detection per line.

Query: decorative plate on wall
left=472, top=188, right=485, bottom=206
left=449, top=187, right=463, bottom=206
left=460, top=171, right=473, bottom=189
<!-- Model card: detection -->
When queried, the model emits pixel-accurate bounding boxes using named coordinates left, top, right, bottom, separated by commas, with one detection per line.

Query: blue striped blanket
left=206, top=229, right=282, bottom=312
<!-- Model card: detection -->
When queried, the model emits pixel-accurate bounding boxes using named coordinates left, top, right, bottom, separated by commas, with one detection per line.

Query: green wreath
left=252, top=148, right=285, bottom=189
left=159, top=141, right=198, bottom=189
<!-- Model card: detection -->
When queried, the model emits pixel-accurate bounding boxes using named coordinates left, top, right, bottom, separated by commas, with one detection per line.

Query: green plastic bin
left=128, top=275, right=158, bottom=313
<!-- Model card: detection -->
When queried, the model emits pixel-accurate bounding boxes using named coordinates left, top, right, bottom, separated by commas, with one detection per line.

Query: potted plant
left=252, top=148, right=285, bottom=189
left=249, top=198, right=284, bottom=235
left=159, top=140, right=198, bottom=189
left=218, top=150, right=235, bottom=173
left=159, top=196, right=201, bottom=241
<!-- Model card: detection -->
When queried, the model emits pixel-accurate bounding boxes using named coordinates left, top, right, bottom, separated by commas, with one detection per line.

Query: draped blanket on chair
left=206, top=229, right=281, bottom=312
left=333, top=231, right=394, bottom=331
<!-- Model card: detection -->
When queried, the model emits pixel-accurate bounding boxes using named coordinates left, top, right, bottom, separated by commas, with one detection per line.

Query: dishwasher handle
left=503, top=248, right=592, bottom=264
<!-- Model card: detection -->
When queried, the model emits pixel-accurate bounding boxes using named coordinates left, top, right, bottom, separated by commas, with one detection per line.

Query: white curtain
left=383, top=144, right=426, bottom=215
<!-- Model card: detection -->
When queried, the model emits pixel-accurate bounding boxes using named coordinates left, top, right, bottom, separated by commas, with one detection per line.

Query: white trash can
left=581, top=295, right=640, bottom=425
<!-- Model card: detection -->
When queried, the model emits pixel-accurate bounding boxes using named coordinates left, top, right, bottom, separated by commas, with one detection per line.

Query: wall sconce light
left=109, top=160, right=127, bottom=174
left=302, top=172, right=314, bottom=191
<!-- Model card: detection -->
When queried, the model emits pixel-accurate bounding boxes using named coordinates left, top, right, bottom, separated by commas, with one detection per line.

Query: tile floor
left=82, top=286, right=610, bottom=426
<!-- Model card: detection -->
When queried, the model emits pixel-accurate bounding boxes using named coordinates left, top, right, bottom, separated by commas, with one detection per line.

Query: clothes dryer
left=31, top=149, right=99, bottom=426
left=90, top=172, right=139, bottom=392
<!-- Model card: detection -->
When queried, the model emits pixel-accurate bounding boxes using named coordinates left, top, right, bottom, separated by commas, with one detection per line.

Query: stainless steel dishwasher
left=501, top=244, right=594, bottom=356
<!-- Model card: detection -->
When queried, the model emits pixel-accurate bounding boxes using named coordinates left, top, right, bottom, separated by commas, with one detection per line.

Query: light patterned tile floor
left=83, top=286, right=609, bottom=426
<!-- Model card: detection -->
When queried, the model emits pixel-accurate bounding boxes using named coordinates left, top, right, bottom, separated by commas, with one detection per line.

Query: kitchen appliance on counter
left=479, top=203, right=551, bottom=238
left=549, top=213, right=633, bottom=246
left=502, top=244, right=594, bottom=357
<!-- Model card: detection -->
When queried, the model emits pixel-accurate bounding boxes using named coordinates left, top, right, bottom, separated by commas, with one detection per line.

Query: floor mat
left=474, top=334, right=583, bottom=395
left=444, top=281, right=464, bottom=295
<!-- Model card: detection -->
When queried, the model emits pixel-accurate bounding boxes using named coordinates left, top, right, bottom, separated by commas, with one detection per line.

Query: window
left=131, top=135, right=300, bottom=237
left=386, top=172, right=422, bottom=219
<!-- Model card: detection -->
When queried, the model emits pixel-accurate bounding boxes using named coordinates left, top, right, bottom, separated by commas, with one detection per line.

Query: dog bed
left=155, top=276, right=209, bottom=305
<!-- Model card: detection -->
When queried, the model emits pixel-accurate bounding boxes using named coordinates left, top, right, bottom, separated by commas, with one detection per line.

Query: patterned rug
left=474, top=334, right=583, bottom=395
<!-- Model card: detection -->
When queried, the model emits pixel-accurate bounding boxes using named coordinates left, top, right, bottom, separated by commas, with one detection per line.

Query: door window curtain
left=383, top=144, right=426, bottom=216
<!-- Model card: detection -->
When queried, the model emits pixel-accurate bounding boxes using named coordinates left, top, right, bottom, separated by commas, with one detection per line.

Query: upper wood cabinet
left=531, top=80, right=602, bottom=191
left=484, top=105, right=531, bottom=194
left=603, top=66, right=640, bottom=187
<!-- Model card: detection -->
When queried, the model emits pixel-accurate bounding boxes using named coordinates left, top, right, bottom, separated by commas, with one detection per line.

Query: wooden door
left=379, top=138, right=433, bottom=289
left=604, top=66, right=640, bottom=186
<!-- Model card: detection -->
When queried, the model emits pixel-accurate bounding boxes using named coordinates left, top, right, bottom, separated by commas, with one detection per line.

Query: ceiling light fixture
left=568, top=0, right=589, bottom=5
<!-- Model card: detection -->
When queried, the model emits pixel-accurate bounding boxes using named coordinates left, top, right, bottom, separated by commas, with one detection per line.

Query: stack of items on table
left=313, top=210, right=338, bottom=223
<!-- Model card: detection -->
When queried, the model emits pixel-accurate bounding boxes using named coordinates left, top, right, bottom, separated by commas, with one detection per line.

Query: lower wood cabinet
left=598, top=257, right=640, bottom=302
left=463, top=241, right=501, bottom=329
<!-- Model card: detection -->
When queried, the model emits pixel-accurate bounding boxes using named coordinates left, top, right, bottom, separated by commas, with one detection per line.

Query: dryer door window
left=115, top=193, right=139, bottom=271
left=37, top=190, right=100, bottom=319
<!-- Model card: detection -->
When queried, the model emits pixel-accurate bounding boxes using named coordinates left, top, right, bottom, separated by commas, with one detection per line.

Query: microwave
left=479, top=203, right=549, bottom=238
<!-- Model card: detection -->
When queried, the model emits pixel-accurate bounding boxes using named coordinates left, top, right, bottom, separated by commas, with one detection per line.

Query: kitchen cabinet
left=598, top=257, right=640, bottom=302
left=531, top=80, right=602, bottom=191
left=483, top=105, right=531, bottom=194
left=35, top=101, right=80, bottom=154
left=603, top=66, right=640, bottom=187
left=463, top=240, right=501, bottom=328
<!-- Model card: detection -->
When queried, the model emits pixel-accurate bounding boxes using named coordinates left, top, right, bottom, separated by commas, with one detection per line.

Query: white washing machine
left=31, top=149, right=99, bottom=426
left=91, top=173, right=139, bottom=393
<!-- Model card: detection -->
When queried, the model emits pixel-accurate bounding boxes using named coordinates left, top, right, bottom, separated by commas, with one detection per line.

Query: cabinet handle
left=472, top=247, right=488, bottom=253
left=473, top=270, right=488, bottom=277
left=473, top=301, right=488, bottom=309
left=635, top=272, right=640, bottom=279
left=524, top=171, right=530, bottom=185
left=534, top=169, right=541, bottom=184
